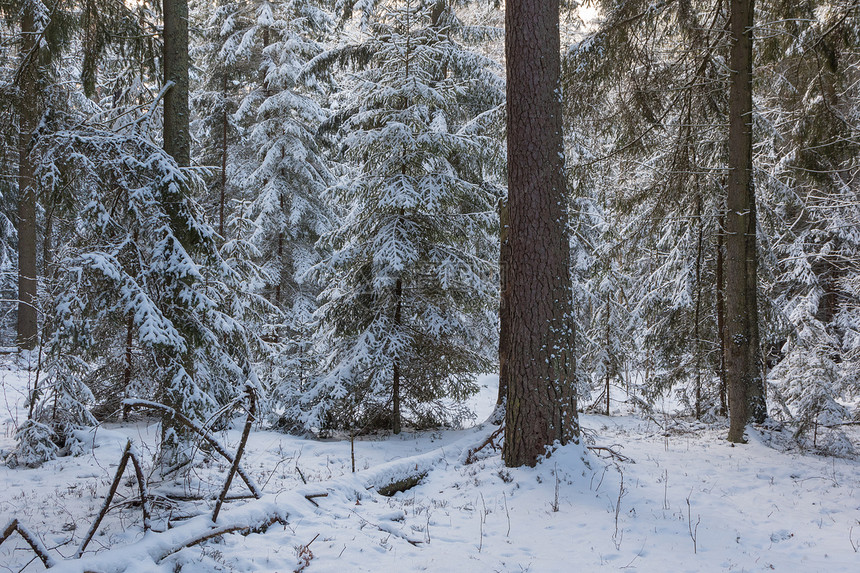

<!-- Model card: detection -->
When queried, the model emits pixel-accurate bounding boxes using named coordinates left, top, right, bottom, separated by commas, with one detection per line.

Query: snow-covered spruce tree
left=301, top=0, right=503, bottom=434
left=563, top=0, right=732, bottom=417
left=196, top=0, right=337, bottom=425
left=19, top=102, right=263, bottom=464
left=756, top=1, right=860, bottom=442
left=192, top=0, right=259, bottom=238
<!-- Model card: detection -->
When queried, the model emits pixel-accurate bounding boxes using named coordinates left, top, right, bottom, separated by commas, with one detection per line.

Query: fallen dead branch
left=123, top=398, right=262, bottom=498
left=212, top=386, right=257, bottom=522
left=348, top=508, right=423, bottom=547
left=0, top=518, right=57, bottom=568
left=76, top=440, right=152, bottom=558
left=464, top=425, right=505, bottom=464
left=303, top=493, right=329, bottom=507
left=376, top=473, right=427, bottom=496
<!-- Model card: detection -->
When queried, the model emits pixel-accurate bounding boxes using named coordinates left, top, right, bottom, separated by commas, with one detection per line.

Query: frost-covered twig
left=686, top=489, right=700, bottom=554
left=123, top=399, right=262, bottom=498
left=0, top=518, right=57, bottom=568
left=588, top=445, right=634, bottom=463
left=612, top=469, right=626, bottom=550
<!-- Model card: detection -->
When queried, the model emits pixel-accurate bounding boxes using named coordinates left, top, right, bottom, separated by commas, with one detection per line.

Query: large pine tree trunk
left=17, top=7, right=39, bottom=350
left=502, top=0, right=578, bottom=467
left=726, top=0, right=765, bottom=443
left=163, top=0, right=190, bottom=167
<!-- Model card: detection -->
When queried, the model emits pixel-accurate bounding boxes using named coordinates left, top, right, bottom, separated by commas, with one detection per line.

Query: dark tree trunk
left=503, top=0, right=578, bottom=467
left=275, top=232, right=283, bottom=307
left=716, top=213, right=727, bottom=416
left=163, top=0, right=190, bottom=167
left=392, top=277, right=402, bottom=435
left=219, top=75, right=228, bottom=238
left=161, top=0, right=192, bottom=460
left=726, top=0, right=765, bottom=443
left=122, top=314, right=134, bottom=421
left=694, top=197, right=703, bottom=420
left=497, top=196, right=510, bottom=409
left=17, top=6, right=39, bottom=350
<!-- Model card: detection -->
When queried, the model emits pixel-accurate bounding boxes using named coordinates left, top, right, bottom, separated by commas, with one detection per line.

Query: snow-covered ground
left=1, top=365, right=859, bottom=572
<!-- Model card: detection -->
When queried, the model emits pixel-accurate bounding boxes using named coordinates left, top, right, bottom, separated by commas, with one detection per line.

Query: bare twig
left=662, top=469, right=670, bottom=511
left=503, top=492, right=511, bottom=537
left=295, top=464, right=307, bottom=484
left=612, top=469, right=626, bottom=550
left=127, top=445, right=152, bottom=532
left=588, top=445, right=634, bottom=463
left=686, top=489, right=700, bottom=554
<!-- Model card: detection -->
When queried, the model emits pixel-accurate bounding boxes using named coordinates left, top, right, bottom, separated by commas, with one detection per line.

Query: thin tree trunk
left=17, top=6, right=39, bottom=350
left=392, top=277, right=402, bottom=435
left=219, top=74, right=228, bottom=238
left=716, top=213, right=727, bottom=416
left=275, top=232, right=283, bottom=307
left=605, top=307, right=610, bottom=416
left=161, top=0, right=192, bottom=460
left=694, top=197, right=703, bottom=420
left=503, top=0, right=578, bottom=467
left=497, top=196, right=510, bottom=409
left=726, top=0, right=764, bottom=442
left=122, top=314, right=134, bottom=421
left=163, top=0, right=190, bottom=167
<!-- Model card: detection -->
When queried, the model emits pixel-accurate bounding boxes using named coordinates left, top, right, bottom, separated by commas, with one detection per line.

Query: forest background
left=0, top=0, right=857, bottom=485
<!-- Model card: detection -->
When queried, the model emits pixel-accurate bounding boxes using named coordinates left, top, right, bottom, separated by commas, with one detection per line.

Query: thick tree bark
left=163, top=0, right=190, bottom=167
left=726, top=0, right=765, bottom=443
left=17, top=7, right=39, bottom=350
left=503, top=0, right=578, bottom=467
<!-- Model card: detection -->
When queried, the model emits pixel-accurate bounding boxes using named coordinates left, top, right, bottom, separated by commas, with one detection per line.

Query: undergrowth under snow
left=2, top=365, right=859, bottom=572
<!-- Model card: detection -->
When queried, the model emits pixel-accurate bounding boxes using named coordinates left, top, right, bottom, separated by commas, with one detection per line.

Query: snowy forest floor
left=1, top=364, right=859, bottom=572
